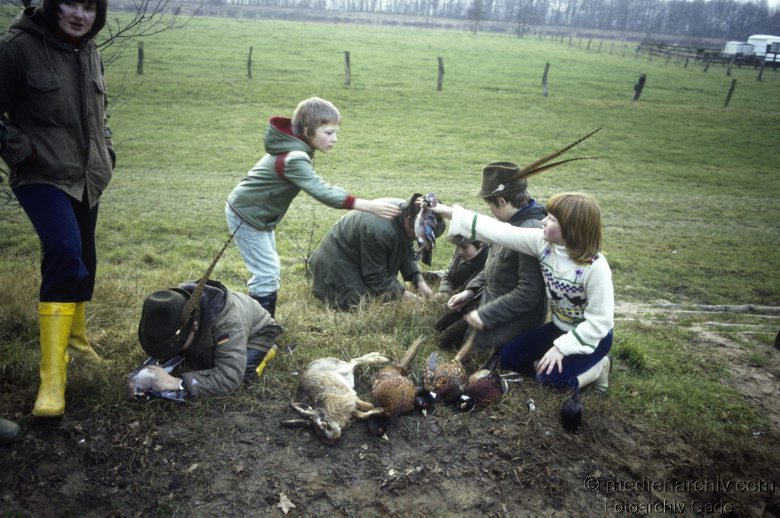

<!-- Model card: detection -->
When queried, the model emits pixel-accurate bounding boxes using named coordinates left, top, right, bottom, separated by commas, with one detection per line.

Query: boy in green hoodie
left=226, top=97, right=399, bottom=317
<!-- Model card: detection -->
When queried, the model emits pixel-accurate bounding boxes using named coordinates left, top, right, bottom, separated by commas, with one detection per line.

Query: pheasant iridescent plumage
left=422, top=328, right=478, bottom=403
left=370, top=336, right=425, bottom=417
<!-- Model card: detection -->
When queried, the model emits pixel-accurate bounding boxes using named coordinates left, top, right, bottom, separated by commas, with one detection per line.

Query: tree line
left=214, top=0, right=780, bottom=40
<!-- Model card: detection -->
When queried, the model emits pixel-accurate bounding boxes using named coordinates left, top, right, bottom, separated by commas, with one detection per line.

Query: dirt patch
left=2, top=304, right=780, bottom=515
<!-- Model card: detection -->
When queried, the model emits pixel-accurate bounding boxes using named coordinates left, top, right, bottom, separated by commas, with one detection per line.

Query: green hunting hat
left=476, top=162, right=527, bottom=198
left=138, top=288, right=196, bottom=359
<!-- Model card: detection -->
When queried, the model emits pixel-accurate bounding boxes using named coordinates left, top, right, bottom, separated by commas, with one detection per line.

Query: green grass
left=1, top=15, right=778, bottom=444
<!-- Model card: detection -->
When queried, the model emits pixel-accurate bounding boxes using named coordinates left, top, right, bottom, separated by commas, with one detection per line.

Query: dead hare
left=283, top=352, right=388, bottom=445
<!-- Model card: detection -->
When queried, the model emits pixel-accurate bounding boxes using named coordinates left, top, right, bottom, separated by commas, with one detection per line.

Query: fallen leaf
left=278, top=493, right=295, bottom=514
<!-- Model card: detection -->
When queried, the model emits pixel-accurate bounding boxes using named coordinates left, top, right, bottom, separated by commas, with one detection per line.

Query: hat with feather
left=138, top=225, right=240, bottom=359
left=476, top=128, right=601, bottom=198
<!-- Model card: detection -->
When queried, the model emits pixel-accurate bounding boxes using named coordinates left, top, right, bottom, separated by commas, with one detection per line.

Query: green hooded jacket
left=0, top=0, right=114, bottom=207
left=227, top=116, right=356, bottom=231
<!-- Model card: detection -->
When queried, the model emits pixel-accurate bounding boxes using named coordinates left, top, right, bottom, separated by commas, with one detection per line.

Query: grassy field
left=1, top=13, right=779, bottom=469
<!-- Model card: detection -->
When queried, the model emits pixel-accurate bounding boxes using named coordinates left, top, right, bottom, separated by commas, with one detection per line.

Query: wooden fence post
left=136, top=41, right=144, bottom=75
left=344, top=51, right=351, bottom=87
left=724, top=78, right=737, bottom=107
left=622, top=44, right=627, bottom=58
left=437, top=57, right=445, bottom=91
left=633, top=73, right=646, bottom=101
left=635, top=46, right=640, bottom=59
left=247, top=46, right=253, bottom=79
left=757, top=61, right=766, bottom=81
left=703, top=59, right=710, bottom=73
left=542, top=62, right=550, bottom=97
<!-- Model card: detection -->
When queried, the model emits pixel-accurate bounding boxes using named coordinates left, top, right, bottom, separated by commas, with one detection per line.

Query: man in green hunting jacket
left=309, top=194, right=443, bottom=310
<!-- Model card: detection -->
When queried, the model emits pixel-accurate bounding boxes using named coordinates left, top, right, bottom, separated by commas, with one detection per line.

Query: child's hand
left=537, top=346, right=564, bottom=375
left=417, top=279, right=434, bottom=298
left=463, top=310, right=484, bottom=330
left=447, top=290, right=473, bottom=310
left=402, top=289, right=421, bottom=301
left=355, top=199, right=401, bottom=219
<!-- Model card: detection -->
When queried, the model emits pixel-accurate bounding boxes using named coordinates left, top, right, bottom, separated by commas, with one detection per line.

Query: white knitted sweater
left=449, top=205, right=614, bottom=356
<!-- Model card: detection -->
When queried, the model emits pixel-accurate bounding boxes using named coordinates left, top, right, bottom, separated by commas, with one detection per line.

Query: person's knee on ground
left=439, top=318, right=469, bottom=349
left=576, top=356, right=611, bottom=393
left=434, top=311, right=462, bottom=333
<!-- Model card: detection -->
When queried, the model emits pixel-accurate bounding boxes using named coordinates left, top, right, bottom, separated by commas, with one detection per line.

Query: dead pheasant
left=422, top=327, right=477, bottom=403
left=367, top=337, right=426, bottom=438
left=371, top=336, right=425, bottom=417
left=454, top=354, right=508, bottom=412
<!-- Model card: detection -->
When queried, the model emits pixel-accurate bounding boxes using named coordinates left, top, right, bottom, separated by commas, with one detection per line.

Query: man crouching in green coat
left=310, top=193, right=445, bottom=310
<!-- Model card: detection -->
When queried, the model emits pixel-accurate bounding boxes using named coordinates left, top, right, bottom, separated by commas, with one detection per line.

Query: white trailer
left=722, top=41, right=754, bottom=56
left=747, top=34, right=780, bottom=63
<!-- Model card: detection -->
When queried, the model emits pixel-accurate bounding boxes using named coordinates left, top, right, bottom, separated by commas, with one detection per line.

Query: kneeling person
left=132, top=280, right=283, bottom=399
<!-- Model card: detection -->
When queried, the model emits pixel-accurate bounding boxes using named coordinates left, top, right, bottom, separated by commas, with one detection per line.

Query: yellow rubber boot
left=68, top=302, right=110, bottom=364
left=33, top=302, right=75, bottom=417
left=255, top=346, right=277, bottom=378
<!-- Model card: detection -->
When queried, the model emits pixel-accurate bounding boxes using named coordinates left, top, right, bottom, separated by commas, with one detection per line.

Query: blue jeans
left=499, top=321, right=613, bottom=390
left=14, top=184, right=99, bottom=302
left=225, top=204, right=280, bottom=297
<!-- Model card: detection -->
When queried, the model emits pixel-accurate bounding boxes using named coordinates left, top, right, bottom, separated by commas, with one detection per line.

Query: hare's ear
left=291, top=402, right=318, bottom=419
left=281, top=418, right=311, bottom=428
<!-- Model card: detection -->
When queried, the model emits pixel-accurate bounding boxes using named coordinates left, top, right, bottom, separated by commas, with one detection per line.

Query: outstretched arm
left=424, top=200, right=454, bottom=220
left=352, top=198, right=401, bottom=219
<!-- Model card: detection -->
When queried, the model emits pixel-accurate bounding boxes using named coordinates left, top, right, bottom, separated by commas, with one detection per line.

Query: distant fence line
left=136, top=39, right=772, bottom=107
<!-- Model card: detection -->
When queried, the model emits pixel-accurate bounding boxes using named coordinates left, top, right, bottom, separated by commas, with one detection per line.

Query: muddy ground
left=2, top=303, right=779, bottom=516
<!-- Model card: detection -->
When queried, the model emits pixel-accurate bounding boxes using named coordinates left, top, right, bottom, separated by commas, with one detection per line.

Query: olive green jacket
left=178, top=281, right=283, bottom=398
left=309, top=199, right=422, bottom=309
left=0, top=8, right=114, bottom=207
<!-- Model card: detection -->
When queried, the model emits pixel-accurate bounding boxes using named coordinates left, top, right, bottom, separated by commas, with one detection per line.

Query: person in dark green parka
left=310, top=193, right=444, bottom=310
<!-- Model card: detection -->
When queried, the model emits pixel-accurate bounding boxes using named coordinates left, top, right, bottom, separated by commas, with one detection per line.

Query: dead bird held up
left=414, top=192, right=441, bottom=266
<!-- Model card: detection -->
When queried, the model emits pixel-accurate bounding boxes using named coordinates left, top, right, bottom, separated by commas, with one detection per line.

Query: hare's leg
left=353, top=406, right=384, bottom=420
left=350, top=352, right=389, bottom=367
left=355, top=397, right=374, bottom=412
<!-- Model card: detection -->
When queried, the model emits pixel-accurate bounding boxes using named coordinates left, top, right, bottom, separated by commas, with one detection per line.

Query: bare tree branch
left=99, top=0, right=202, bottom=67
